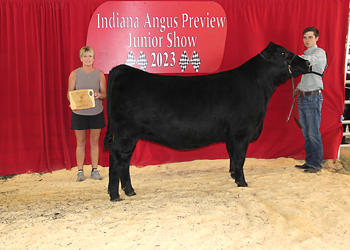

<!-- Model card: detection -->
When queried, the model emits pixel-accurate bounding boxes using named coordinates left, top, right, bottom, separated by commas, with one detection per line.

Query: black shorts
left=71, top=111, right=106, bottom=130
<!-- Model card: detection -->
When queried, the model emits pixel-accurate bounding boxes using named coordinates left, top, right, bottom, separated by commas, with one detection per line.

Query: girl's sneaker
left=91, top=169, right=103, bottom=180
left=76, top=170, right=86, bottom=182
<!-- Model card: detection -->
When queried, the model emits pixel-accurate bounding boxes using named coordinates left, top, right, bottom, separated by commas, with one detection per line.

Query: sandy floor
left=1, top=152, right=350, bottom=250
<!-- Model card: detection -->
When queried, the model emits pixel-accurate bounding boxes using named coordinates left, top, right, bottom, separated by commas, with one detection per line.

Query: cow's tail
left=103, top=67, right=117, bottom=152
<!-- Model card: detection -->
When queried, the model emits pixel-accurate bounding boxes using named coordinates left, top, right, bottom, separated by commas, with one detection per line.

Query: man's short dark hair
left=303, top=27, right=319, bottom=37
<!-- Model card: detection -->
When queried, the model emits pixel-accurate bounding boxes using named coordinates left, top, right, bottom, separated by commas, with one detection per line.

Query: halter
left=259, top=52, right=296, bottom=70
left=287, top=54, right=297, bottom=74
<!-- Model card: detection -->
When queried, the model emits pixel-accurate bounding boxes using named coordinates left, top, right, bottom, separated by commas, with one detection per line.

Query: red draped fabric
left=1, top=0, right=349, bottom=175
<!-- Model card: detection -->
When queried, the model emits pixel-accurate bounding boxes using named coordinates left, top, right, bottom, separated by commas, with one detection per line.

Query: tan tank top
left=73, top=68, right=103, bottom=116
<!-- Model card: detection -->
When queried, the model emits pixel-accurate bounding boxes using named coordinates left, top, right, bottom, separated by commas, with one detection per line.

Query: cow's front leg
left=226, top=139, right=248, bottom=187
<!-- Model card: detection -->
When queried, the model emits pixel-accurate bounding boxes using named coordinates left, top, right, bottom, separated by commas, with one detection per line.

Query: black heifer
left=104, top=42, right=310, bottom=201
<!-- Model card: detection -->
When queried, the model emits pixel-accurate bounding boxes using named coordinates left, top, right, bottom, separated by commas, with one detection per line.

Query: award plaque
left=69, top=89, right=95, bottom=110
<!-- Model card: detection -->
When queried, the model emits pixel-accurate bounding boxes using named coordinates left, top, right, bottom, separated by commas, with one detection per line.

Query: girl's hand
left=94, top=92, right=101, bottom=99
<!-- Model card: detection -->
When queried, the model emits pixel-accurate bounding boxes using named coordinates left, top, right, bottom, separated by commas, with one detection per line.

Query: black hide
left=104, top=42, right=310, bottom=201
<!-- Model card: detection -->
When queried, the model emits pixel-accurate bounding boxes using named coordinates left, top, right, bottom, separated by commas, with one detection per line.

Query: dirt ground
left=1, top=150, right=350, bottom=250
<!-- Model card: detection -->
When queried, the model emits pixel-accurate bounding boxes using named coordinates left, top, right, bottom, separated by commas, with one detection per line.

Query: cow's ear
left=268, top=42, right=276, bottom=55
left=261, top=42, right=275, bottom=60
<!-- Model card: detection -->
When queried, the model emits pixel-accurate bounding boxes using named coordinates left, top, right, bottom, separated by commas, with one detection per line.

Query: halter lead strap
left=259, top=52, right=302, bottom=128
left=286, top=54, right=302, bottom=129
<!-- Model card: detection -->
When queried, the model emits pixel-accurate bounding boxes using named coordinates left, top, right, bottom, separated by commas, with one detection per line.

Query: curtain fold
left=1, top=0, right=348, bottom=175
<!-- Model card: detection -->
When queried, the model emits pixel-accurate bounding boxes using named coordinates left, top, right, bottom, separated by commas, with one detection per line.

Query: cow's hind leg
left=108, top=150, right=122, bottom=201
left=120, top=154, right=136, bottom=197
left=108, top=140, right=136, bottom=201
left=226, top=139, right=248, bottom=187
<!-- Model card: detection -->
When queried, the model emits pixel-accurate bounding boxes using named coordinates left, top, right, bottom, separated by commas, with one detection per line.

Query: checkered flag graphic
left=137, top=51, right=148, bottom=71
left=190, top=51, right=201, bottom=72
left=178, top=50, right=201, bottom=72
left=125, top=51, right=136, bottom=67
left=179, top=51, right=190, bottom=72
left=125, top=51, right=148, bottom=71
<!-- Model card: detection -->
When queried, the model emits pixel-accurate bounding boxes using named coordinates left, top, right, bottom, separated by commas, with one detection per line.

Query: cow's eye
left=281, top=52, right=285, bottom=56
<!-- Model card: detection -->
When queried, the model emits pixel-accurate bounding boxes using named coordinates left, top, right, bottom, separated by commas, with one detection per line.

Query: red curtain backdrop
left=1, top=0, right=349, bottom=175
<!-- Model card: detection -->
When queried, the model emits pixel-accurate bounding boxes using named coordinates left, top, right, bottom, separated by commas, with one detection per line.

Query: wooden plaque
left=69, top=89, right=95, bottom=110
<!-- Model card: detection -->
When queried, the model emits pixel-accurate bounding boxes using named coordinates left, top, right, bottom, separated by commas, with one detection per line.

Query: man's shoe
left=304, top=167, right=320, bottom=173
left=295, top=164, right=310, bottom=169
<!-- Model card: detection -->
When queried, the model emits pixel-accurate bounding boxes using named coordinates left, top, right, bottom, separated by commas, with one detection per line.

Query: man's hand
left=294, top=88, right=299, bottom=98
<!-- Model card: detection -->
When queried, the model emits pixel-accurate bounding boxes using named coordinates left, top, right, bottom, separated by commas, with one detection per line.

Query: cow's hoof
left=110, top=194, right=123, bottom=202
left=236, top=181, right=248, bottom=187
left=123, top=186, right=136, bottom=196
left=111, top=197, right=124, bottom=202
left=125, top=191, right=136, bottom=196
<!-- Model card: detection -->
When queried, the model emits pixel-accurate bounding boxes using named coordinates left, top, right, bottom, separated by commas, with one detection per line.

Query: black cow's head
left=260, top=42, right=310, bottom=83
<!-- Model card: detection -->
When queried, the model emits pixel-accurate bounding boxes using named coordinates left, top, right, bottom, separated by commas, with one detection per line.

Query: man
left=294, top=27, right=327, bottom=173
